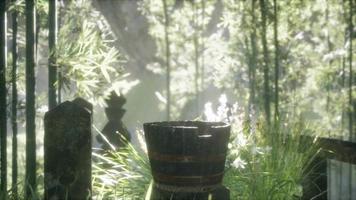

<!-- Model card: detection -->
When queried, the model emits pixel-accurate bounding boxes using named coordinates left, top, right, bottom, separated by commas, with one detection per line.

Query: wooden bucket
left=144, top=121, right=230, bottom=192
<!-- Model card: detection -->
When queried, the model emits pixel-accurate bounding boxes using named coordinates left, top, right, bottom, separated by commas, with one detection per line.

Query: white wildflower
left=232, top=157, right=247, bottom=169
left=251, top=146, right=264, bottom=155
left=251, top=145, right=272, bottom=155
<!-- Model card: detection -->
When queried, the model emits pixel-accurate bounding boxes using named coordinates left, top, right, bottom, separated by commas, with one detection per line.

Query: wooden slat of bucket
left=148, top=151, right=226, bottom=162
left=152, top=171, right=224, bottom=186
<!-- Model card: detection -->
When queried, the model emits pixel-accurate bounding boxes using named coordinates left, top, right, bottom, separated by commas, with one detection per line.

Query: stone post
left=44, top=98, right=92, bottom=200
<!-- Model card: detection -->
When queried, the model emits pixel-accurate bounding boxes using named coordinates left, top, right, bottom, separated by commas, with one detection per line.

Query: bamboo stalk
left=0, top=0, right=7, bottom=195
left=348, top=0, right=354, bottom=197
left=273, top=0, right=279, bottom=122
left=259, top=0, right=271, bottom=125
left=57, top=0, right=63, bottom=104
left=348, top=0, right=353, bottom=141
left=162, top=0, right=171, bottom=120
left=200, top=0, right=205, bottom=105
left=25, top=0, right=37, bottom=197
left=326, top=1, right=332, bottom=114
left=249, top=0, right=257, bottom=111
left=341, top=0, right=348, bottom=139
left=48, top=0, right=57, bottom=109
left=193, top=1, right=199, bottom=116
left=11, top=0, right=18, bottom=197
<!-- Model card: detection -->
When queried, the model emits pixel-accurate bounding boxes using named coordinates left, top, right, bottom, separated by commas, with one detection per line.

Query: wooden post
left=0, top=0, right=7, bottom=196
left=44, top=98, right=92, bottom=200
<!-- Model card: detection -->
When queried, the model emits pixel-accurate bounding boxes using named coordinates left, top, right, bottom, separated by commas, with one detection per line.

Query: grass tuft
left=92, top=133, right=151, bottom=199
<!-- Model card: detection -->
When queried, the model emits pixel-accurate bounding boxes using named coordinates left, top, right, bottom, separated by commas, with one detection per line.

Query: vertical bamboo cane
left=259, top=0, right=271, bottom=125
left=201, top=0, right=205, bottom=105
left=348, top=0, right=353, bottom=141
left=273, top=0, right=279, bottom=122
left=249, top=0, right=257, bottom=111
left=348, top=0, right=354, bottom=197
left=48, top=0, right=57, bottom=109
left=162, top=0, right=171, bottom=120
left=25, top=0, right=36, bottom=197
left=0, top=0, right=7, bottom=195
left=193, top=2, right=200, bottom=117
left=11, top=0, right=18, bottom=197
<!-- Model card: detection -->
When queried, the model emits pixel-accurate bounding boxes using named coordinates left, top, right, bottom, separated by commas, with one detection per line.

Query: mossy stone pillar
left=44, top=98, right=92, bottom=200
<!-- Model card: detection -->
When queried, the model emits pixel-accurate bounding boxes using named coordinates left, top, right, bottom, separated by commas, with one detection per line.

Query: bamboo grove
left=141, top=0, right=354, bottom=132
left=0, top=0, right=58, bottom=198
left=0, top=0, right=354, bottom=198
left=1, top=0, right=128, bottom=197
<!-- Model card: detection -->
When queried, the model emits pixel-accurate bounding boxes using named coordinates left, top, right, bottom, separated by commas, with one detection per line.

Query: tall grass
left=3, top=179, right=42, bottom=200
left=92, top=118, right=320, bottom=199
left=91, top=92, right=321, bottom=199
left=224, top=119, right=321, bottom=199
left=92, top=132, right=151, bottom=200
